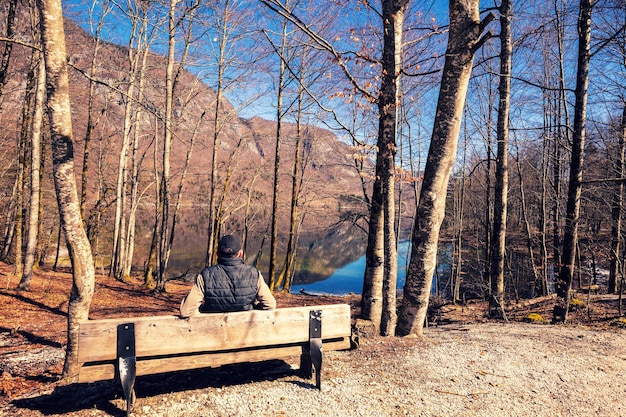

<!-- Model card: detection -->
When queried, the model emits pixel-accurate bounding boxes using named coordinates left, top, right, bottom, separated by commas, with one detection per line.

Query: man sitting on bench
left=180, top=234, right=276, bottom=317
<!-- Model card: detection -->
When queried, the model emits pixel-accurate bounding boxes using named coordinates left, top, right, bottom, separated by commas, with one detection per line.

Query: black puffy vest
left=200, top=257, right=258, bottom=313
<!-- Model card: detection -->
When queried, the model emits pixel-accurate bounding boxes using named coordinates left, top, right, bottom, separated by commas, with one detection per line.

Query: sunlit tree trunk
left=488, top=0, right=512, bottom=319
left=124, top=4, right=153, bottom=279
left=155, top=0, right=179, bottom=292
left=362, top=0, right=408, bottom=336
left=206, top=3, right=229, bottom=267
left=14, top=94, right=26, bottom=280
left=553, top=0, right=592, bottom=323
left=379, top=0, right=409, bottom=336
left=160, top=2, right=198, bottom=278
left=80, top=2, right=109, bottom=222
left=397, top=0, right=494, bottom=337
left=36, top=0, right=95, bottom=377
left=268, top=20, right=287, bottom=291
left=276, top=81, right=305, bottom=292
left=111, top=9, right=143, bottom=281
left=17, top=50, right=45, bottom=290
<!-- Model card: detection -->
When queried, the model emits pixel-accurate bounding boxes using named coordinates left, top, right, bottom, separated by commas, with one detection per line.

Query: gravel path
left=7, top=322, right=625, bottom=417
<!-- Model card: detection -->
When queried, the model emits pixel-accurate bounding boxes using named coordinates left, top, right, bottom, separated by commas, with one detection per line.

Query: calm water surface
left=292, top=241, right=411, bottom=295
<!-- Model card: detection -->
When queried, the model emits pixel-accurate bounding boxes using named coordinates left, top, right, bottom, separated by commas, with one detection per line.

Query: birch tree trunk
left=397, top=0, right=493, bottom=337
left=17, top=50, right=45, bottom=290
left=36, top=0, right=95, bottom=377
left=553, top=0, right=592, bottom=323
left=488, top=0, right=512, bottom=319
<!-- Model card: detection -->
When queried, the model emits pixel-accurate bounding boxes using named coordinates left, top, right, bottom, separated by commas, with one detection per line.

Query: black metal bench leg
left=310, top=338, right=323, bottom=390
left=117, top=323, right=136, bottom=416
left=309, top=310, right=323, bottom=390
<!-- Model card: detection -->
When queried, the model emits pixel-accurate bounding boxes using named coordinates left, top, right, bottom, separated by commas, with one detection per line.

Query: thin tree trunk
left=80, top=2, right=108, bottom=221
left=514, top=141, right=541, bottom=296
left=1, top=179, right=17, bottom=261
left=0, top=0, right=17, bottom=107
left=488, top=0, right=512, bottom=319
left=269, top=21, right=287, bottom=291
left=14, top=98, right=26, bottom=280
left=156, top=0, right=179, bottom=292
left=277, top=83, right=304, bottom=292
left=552, top=0, right=573, bottom=283
left=609, top=104, right=625, bottom=294
left=397, top=1, right=494, bottom=337
left=125, top=11, right=154, bottom=279
left=553, top=0, right=592, bottom=323
left=111, top=23, right=140, bottom=280
left=18, top=50, right=45, bottom=290
left=206, top=4, right=228, bottom=267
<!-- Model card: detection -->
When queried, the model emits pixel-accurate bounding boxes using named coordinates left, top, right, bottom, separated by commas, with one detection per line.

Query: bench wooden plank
left=78, top=338, right=350, bottom=383
left=78, top=304, right=351, bottom=374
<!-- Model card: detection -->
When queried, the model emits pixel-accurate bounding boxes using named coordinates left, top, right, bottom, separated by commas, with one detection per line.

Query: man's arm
left=256, top=272, right=276, bottom=310
left=179, top=274, right=205, bottom=317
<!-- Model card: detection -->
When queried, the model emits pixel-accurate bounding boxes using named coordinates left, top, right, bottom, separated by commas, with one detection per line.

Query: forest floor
left=1, top=261, right=625, bottom=416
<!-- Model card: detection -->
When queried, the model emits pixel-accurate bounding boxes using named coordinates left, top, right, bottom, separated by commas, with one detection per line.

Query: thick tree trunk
left=36, top=0, right=95, bottom=377
left=379, top=0, right=408, bottom=336
left=552, top=0, right=592, bottom=323
left=397, top=0, right=493, bottom=337
left=362, top=175, right=385, bottom=329
left=361, top=0, right=408, bottom=335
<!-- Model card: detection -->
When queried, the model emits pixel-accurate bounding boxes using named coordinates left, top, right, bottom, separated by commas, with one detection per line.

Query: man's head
left=218, top=234, right=242, bottom=258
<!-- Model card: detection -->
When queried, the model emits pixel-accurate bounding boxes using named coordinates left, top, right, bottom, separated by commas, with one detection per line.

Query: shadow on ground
left=11, top=359, right=305, bottom=416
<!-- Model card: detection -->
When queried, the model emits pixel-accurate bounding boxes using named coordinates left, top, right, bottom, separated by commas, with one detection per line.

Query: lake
left=291, top=241, right=411, bottom=295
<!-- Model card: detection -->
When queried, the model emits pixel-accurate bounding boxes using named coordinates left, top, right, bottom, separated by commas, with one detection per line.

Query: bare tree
left=267, top=18, right=287, bottom=290
left=396, top=0, right=494, bottom=337
left=17, top=48, right=45, bottom=290
left=488, top=0, right=512, bottom=319
left=36, top=0, right=95, bottom=377
left=552, top=0, right=592, bottom=323
left=0, top=0, right=17, bottom=108
left=609, top=105, right=625, bottom=294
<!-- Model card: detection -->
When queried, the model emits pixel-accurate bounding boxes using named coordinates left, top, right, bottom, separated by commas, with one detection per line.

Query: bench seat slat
left=78, top=337, right=350, bottom=383
left=78, top=304, right=351, bottom=364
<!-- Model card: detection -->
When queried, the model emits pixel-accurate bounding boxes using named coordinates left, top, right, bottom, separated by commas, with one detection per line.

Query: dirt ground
left=1, top=262, right=625, bottom=416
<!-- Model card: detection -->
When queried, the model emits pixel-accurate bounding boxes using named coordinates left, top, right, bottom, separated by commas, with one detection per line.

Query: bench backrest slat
left=78, top=304, right=351, bottom=363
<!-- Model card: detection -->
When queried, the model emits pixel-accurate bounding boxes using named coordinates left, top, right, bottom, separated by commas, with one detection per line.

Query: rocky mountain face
left=0, top=3, right=371, bottom=281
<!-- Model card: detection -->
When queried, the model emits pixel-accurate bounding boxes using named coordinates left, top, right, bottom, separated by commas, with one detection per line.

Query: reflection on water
left=292, top=241, right=411, bottom=295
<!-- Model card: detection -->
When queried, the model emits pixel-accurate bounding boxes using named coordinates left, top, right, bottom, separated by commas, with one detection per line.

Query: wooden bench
left=77, top=304, right=352, bottom=415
